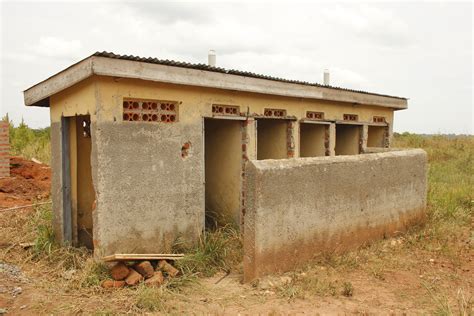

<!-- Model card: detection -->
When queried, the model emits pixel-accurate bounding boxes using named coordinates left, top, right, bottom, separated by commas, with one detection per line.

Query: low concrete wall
left=243, top=149, right=427, bottom=281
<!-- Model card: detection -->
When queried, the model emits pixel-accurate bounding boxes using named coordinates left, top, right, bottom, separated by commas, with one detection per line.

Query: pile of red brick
left=101, top=260, right=179, bottom=289
left=0, top=121, right=9, bottom=178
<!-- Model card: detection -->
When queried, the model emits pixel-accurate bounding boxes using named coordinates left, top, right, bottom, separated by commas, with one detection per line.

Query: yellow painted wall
left=205, top=119, right=242, bottom=226
left=75, top=116, right=94, bottom=249
left=300, top=123, right=327, bottom=157
left=368, top=126, right=387, bottom=147
left=50, top=77, right=97, bottom=123
left=335, top=125, right=361, bottom=155
left=92, top=76, right=393, bottom=157
left=50, top=75, right=394, bottom=152
left=256, top=119, right=288, bottom=159
left=50, top=79, right=97, bottom=247
left=92, top=76, right=393, bottom=149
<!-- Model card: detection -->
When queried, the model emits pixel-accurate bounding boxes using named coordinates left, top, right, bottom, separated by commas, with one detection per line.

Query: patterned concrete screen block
left=212, top=104, right=240, bottom=116
left=306, top=111, right=325, bottom=120
left=343, top=113, right=358, bottom=121
left=264, top=108, right=287, bottom=118
left=0, top=121, right=9, bottom=178
left=373, top=116, right=386, bottom=123
left=122, top=99, right=179, bottom=123
left=243, top=149, right=428, bottom=282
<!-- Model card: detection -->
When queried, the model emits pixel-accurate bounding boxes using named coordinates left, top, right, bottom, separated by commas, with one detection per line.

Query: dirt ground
left=0, top=157, right=50, bottom=209
left=0, top=157, right=472, bottom=315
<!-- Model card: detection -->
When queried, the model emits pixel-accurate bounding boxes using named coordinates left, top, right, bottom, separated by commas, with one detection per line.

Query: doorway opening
left=367, top=125, right=388, bottom=148
left=335, top=124, right=361, bottom=155
left=257, top=119, right=289, bottom=160
left=300, top=123, right=329, bottom=157
left=63, top=115, right=95, bottom=249
left=204, top=118, right=242, bottom=229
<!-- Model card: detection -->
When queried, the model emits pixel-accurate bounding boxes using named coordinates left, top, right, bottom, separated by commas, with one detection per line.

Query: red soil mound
left=0, top=157, right=51, bottom=209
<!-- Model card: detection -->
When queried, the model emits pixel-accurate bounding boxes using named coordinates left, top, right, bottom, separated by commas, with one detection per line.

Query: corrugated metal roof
left=93, top=51, right=407, bottom=100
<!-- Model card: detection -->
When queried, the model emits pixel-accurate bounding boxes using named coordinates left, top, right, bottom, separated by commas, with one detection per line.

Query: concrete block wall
left=0, top=121, right=9, bottom=178
left=243, top=149, right=428, bottom=282
left=93, top=121, right=204, bottom=255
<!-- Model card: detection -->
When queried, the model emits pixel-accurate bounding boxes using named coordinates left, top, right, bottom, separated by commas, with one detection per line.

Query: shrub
left=3, top=115, right=51, bottom=164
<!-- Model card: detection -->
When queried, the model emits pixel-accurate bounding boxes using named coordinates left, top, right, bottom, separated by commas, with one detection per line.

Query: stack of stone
left=101, top=260, right=179, bottom=288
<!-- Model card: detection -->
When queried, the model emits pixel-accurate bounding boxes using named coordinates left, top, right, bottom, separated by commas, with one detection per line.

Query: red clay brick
left=110, top=262, right=130, bottom=281
left=158, top=260, right=179, bottom=277
left=134, top=261, right=154, bottom=278
left=125, top=268, right=144, bottom=286
left=144, top=271, right=164, bottom=287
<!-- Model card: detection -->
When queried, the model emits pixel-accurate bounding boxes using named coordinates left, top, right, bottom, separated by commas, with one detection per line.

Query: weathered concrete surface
left=50, top=122, right=64, bottom=244
left=243, top=149, right=427, bottom=282
left=93, top=121, right=204, bottom=255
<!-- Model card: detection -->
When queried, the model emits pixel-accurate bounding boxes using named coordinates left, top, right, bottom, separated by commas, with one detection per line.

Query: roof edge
left=24, top=53, right=408, bottom=109
left=24, top=56, right=94, bottom=107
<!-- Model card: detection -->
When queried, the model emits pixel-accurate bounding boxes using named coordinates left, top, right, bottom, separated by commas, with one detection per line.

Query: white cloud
left=322, top=4, right=411, bottom=49
left=0, top=2, right=471, bottom=134
left=32, top=36, right=82, bottom=59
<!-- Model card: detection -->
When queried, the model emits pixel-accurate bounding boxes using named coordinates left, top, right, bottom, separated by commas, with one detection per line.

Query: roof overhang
left=24, top=55, right=408, bottom=110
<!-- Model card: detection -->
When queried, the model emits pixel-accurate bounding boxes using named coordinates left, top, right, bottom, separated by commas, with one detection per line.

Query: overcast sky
left=0, top=1, right=472, bottom=134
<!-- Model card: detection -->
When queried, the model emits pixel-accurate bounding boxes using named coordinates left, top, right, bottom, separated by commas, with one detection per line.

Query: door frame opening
left=203, top=117, right=245, bottom=230
left=335, top=122, right=363, bottom=155
left=61, top=115, right=95, bottom=249
left=256, top=118, right=293, bottom=160
left=299, top=121, right=330, bottom=157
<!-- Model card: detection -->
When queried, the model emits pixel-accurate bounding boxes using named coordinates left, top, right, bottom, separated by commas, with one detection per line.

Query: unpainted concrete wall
left=243, top=149, right=427, bottom=281
left=93, top=121, right=203, bottom=255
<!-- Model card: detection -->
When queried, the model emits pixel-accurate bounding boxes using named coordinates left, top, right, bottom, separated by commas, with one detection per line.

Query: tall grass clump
left=30, top=203, right=56, bottom=256
left=27, top=204, right=107, bottom=286
left=173, top=225, right=242, bottom=277
left=3, top=114, right=51, bottom=164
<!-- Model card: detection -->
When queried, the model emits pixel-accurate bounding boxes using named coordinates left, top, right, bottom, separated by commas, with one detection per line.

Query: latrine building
left=24, top=52, right=426, bottom=279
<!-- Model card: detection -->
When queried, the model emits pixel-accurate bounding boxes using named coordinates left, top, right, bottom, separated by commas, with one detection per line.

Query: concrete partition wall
left=243, top=149, right=427, bottom=281
left=93, top=120, right=204, bottom=255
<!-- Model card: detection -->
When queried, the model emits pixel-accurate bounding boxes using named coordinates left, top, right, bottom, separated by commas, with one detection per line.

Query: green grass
left=27, top=204, right=106, bottom=287
left=29, top=204, right=56, bottom=256
left=393, top=134, right=473, bottom=255
left=173, top=225, right=242, bottom=277
left=79, top=259, right=110, bottom=288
